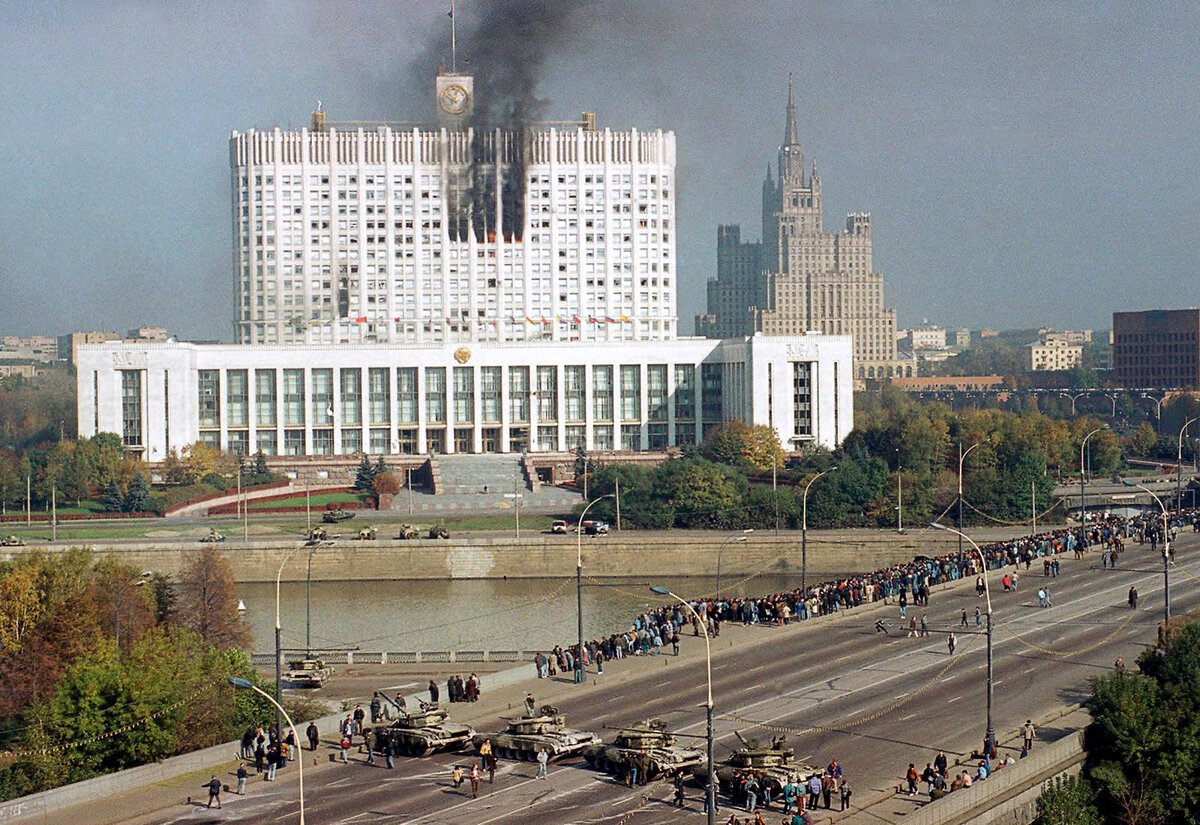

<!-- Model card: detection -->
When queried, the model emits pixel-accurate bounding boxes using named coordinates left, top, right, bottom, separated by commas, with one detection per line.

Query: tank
left=304, top=525, right=329, bottom=542
left=380, top=700, right=474, bottom=757
left=583, top=718, right=704, bottom=778
left=285, top=657, right=333, bottom=687
left=394, top=524, right=419, bottom=540
left=356, top=525, right=378, bottom=540
left=472, top=705, right=599, bottom=760
left=692, top=733, right=819, bottom=796
left=428, top=523, right=449, bottom=539
left=322, top=507, right=355, bottom=523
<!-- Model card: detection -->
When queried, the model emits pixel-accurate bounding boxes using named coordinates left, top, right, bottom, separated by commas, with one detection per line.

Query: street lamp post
left=575, top=493, right=615, bottom=684
left=801, top=467, right=837, bottom=597
left=715, top=530, right=752, bottom=599
left=114, top=572, right=152, bottom=651
left=1177, top=417, right=1199, bottom=513
left=897, top=465, right=904, bottom=534
left=649, top=586, right=715, bottom=825
left=275, top=546, right=305, bottom=734
left=1104, top=393, right=1119, bottom=418
left=1142, top=393, right=1164, bottom=422
left=932, top=523, right=994, bottom=757
left=1123, top=480, right=1171, bottom=625
left=1079, top=426, right=1108, bottom=552
left=229, top=677, right=305, bottom=825
left=1060, top=391, right=1086, bottom=417
left=958, top=440, right=990, bottom=561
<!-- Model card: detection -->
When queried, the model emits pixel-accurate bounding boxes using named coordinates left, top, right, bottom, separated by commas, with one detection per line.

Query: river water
left=238, top=572, right=852, bottom=654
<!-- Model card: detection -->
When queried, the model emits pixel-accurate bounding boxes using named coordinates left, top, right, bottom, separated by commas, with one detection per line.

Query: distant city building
left=1112, top=309, right=1200, bottom=389
left=1037, top=327, right=1092, bottom=345
left=59, top=329, right=171, bottom=365
left=954, top=328, right=971, bottom=348
left=907, top=327, right=947, bottom=351
left=230, top=89, right=676, bottom=346
left=1024, top=338, right=1083, bottom=372
left=0, top=364, right=41, bottom=379
left=980, top=329, right=999, bottom=339
left=76, top=334, right=853, bottom=459
left=889, top=375, right=1007, bottom=392
left=0, top=335, right=59, bottom=362
left=697, top=78, right=907, bottom=381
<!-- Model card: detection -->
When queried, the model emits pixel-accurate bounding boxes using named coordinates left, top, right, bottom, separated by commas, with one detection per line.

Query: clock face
left=439, top=83, right=470, bottom=115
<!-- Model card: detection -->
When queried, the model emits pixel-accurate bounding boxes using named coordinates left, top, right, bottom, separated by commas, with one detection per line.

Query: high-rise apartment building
left=1112, top=309, right=1200, bottom=389
left=230, top=72, right=676, bottom=347
left=698, top=80, right=908, bottom=380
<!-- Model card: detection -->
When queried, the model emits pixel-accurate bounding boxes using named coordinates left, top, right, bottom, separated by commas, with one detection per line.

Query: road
left=105, top=531, right=1196, bottom=825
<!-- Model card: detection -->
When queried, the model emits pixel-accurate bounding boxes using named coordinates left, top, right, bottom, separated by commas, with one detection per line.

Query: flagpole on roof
left=450, top=0, right=457, bottom=73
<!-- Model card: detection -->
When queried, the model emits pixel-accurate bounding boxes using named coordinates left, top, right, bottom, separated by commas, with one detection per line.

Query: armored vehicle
left=584, top=718, right=703, bottom=778
left=692, top=733, right=818, bottom=796
left=472, top=705, right=599, bottom=761
left=322, top=507, right=355, bottom=523
left=378, top=700, right=474, bottom=757
left=285, top=657, right=333, bottom=687
left=394, top=524, right=419, bottom=540
left=199, top=529, right=225, bottom=543
left=1, top=535, right=26, bottom=547
left=356, top=525, right=378, bottom=540
left=304, top=525, right=332, bottom=543
left=428, top=524, right=449, bottom=539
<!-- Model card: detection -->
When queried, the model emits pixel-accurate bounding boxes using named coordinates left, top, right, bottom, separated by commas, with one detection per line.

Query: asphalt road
left=140, top=531, right=1197, bottom=825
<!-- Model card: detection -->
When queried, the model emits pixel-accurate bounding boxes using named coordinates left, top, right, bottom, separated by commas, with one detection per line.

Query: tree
left=101, top=479, right=124, bottom=513
left=180, top=442, right=233, bottom=486
left=1037, top=775, right=1101, bottom=825
left=1128, top=422, right=1158, bottom=458
left=172, top=547, right=251, bottom=650
left=0, top=560, right=44, bottom=652
left=700, top=420, right=785, bottom=473
left=124, top=474, right=149, bottom=513
left=372, top=471, right=401, bottom=498
left=353, top=455, right=376, bottom=492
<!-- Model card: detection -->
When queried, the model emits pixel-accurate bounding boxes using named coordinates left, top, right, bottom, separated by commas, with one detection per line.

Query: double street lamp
left=932, top=522, right=994, bottom=758
left=715, top=529, right=752, bottom=599
left=228, top=677, right=305, bottom=824
left=649, top=586, right=715, bottom=825
left=801, top=467, right=837, bottom=596
left=1079, top=426, right=1108, bottom=552
left=575, top=493, right=615, bottom=684
left=1123, top=480, right=1171, bottom=625
left=957, top=439, right=990, bottom=560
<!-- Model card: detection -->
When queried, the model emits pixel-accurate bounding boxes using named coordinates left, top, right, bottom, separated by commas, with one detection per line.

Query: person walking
left=385, top=734, right=396, bottom=769
left=947, top=632, right=957, bottom=655
left=486, top=749, right=497, bottom=783
left=821, top=772, right=834, bottom=808
left=205, top=774, right=222, bottom=809
left=905, top=763, right=919, bottom=795
left=339, top=733, right=351, bottom=763
left=1045, top=585, right=1053, bottom=606
left=839, top=775, right=851, bottom=811
left=469, top=763, right=481, bottom=798
left=807, top=773, right=822, bottom=809
left=1129, top=586, right=1139, bottom=609
left=306, top=721, right=319, bottom=751
left=1022, top=720, right=1037, bottom=752
left=364, top=727, right=376, bottom=765
left=975, top=606, right=982, bottom=627
left=536, top=747, right=549, bottom=779
left=254, top=739, right=265, bottom=775
left=960, top=608, right=968, bottom=628
left=428, top=679, right=439, bottom=704
left=479, top=737, right=492, bottom=772
left=907, top=616, right=917, bottom=638
left=673, top=772, right=686, bottom=807
left=236, top=763, right=248, bottom=795
left=525, top=692, right=537, bottom=715
left=920, top=614, right=929, bottom=637
left=875, top=618, right=889, bottom=635
left=452, top=765, right=465, bottom=791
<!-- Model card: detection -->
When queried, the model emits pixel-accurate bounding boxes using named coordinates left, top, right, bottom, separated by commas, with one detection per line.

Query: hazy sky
left=3, top=1, right=1197, bottom=341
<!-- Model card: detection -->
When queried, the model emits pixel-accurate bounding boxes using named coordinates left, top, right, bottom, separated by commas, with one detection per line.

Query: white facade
left=231, top=119, right=677, bottom=347
left=76, top=334, right=852, bottom=459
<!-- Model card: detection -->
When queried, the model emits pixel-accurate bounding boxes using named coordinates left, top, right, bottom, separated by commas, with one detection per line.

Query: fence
left=251, top=649, right=535, bottom=666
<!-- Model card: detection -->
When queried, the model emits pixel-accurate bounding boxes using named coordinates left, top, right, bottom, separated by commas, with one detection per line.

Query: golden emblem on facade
left=454, top=346, right=471, bottom=364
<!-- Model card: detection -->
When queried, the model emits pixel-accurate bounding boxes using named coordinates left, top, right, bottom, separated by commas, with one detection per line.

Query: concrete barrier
left=900, top=729, right=1087, bottom=825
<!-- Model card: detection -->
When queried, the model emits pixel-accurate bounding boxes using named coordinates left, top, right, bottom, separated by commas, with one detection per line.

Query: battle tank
left=378, top=699, right=474, bottom=757
left=583, top=718, right=703, bottom=778
left=692, top=732, right=819, bottom=796
left=472, top=705, right=599, bottom=761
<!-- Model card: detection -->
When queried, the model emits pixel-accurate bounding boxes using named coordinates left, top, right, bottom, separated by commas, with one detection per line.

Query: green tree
left=353, top=455, right=376, bottom=492
left=100, top=479, right=124, bottom=513
left=1037, top=775, right=1101, bottom=825
left=700, top=420, right=785, bottom=473
left=124, top=474, right=149, bottom=513
left=1128, top=422, right=1159, bottom=458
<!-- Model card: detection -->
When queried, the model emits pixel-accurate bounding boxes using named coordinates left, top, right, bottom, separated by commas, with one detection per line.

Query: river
left=238, top=572, right=852, bottom=654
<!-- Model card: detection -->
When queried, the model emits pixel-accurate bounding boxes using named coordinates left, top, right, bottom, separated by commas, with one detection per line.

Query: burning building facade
left=230, top=68, right=676, bottom=347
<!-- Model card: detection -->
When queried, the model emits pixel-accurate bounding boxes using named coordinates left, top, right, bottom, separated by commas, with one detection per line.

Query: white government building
left=77, top=67, right=853, bottom=459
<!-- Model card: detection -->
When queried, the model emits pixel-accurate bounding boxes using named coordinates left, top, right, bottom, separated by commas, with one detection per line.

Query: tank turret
left=472, top=705, right=599, bottom=760
left=583, top=718, right=703, bottom=778
left=380, top=699, right=474, bottom=757
left=693, top=733, right=819, bottom=796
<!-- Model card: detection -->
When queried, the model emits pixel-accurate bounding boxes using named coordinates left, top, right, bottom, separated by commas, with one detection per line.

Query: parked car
left=584, top=520, right=610, bottom=535
left=550, top=520, right=569, bottom=534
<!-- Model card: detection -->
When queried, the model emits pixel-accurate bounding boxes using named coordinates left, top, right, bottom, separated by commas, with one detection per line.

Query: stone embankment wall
left=0, top=528, right=1032, bottom=583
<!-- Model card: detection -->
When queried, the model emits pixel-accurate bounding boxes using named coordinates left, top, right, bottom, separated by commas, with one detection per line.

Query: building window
left=701, top=363, right=722, bottom=421
left=455, top=427, right=474, bottom=453
left=453, top=366, right=474, bottom=424
left=340, top=368, right=362, bottom=425
left=537, top=425, right=558, bottom=451
left=621, top=423, right=641, bottom=450
left=396, top=428, right=417, bottom=454
left=565, top=424, right=585, bottom=451
left=369, top=368, right=391, bottom=425
left=537, top=366, right=557, bottom=422
left=397, top=367, right=417, bottom=424
left=592, top=424, right=613, bottom=451
left=284, top=429, right=306, bottom=455
left=593, top=365, right=613, bottom=421
left=674, top=364, right=695, bottom=420
left=227, top=430, right=249, bottom=457
left=282, top=369, right=305, bottom=426
left=793, top=361, right=813, bottom=438
left=648, top=422, right=668, bottom=450
left=564, top=366, right=585, bottom=422
left=509, top=426, right=530, bottom=452
left=370, top=427, right=390, bottom=454
left=121, top=370, right=143, bottom=448
left=426, top=367, right=446, bottom=424
left=311, top=369, right=333, bottom=426
left=198, top=370, right=220, bottom=429
left=256, top=370, right=277, bottom=426
left=620, top=365, right=641, bottom=421
left=647, top=364, right=667, bottom=421
left=509, top=366, right=530, bottom=423
left=674, top=422, right=695, bottom=447
left=257, top=429, right=277, bottom=456
left=341, top=428, right=362, bottom=454
left=480, top=367, right=502, bottom=423
left=226, top=370, right=249, bottom=428
left=427, top=427, right=447, bottom=454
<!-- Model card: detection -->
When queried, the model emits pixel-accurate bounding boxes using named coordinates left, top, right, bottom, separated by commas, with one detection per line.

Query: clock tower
left=436, top=72, right=473, bottom=128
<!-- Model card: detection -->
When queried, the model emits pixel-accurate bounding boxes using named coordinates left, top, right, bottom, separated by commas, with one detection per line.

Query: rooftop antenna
left=449, top=0, right=457, bottom=73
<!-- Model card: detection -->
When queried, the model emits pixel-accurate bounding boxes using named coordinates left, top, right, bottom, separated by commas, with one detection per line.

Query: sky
left=2, top=1, right=1198, bottom=341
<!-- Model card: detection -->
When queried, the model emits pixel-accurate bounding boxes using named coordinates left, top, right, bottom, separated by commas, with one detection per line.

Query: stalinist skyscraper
left=699, top=79, right=909, bottom=381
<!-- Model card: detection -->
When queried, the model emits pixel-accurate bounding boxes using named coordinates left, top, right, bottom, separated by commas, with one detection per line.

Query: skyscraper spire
left=785, top=73, right=798, bottom=146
